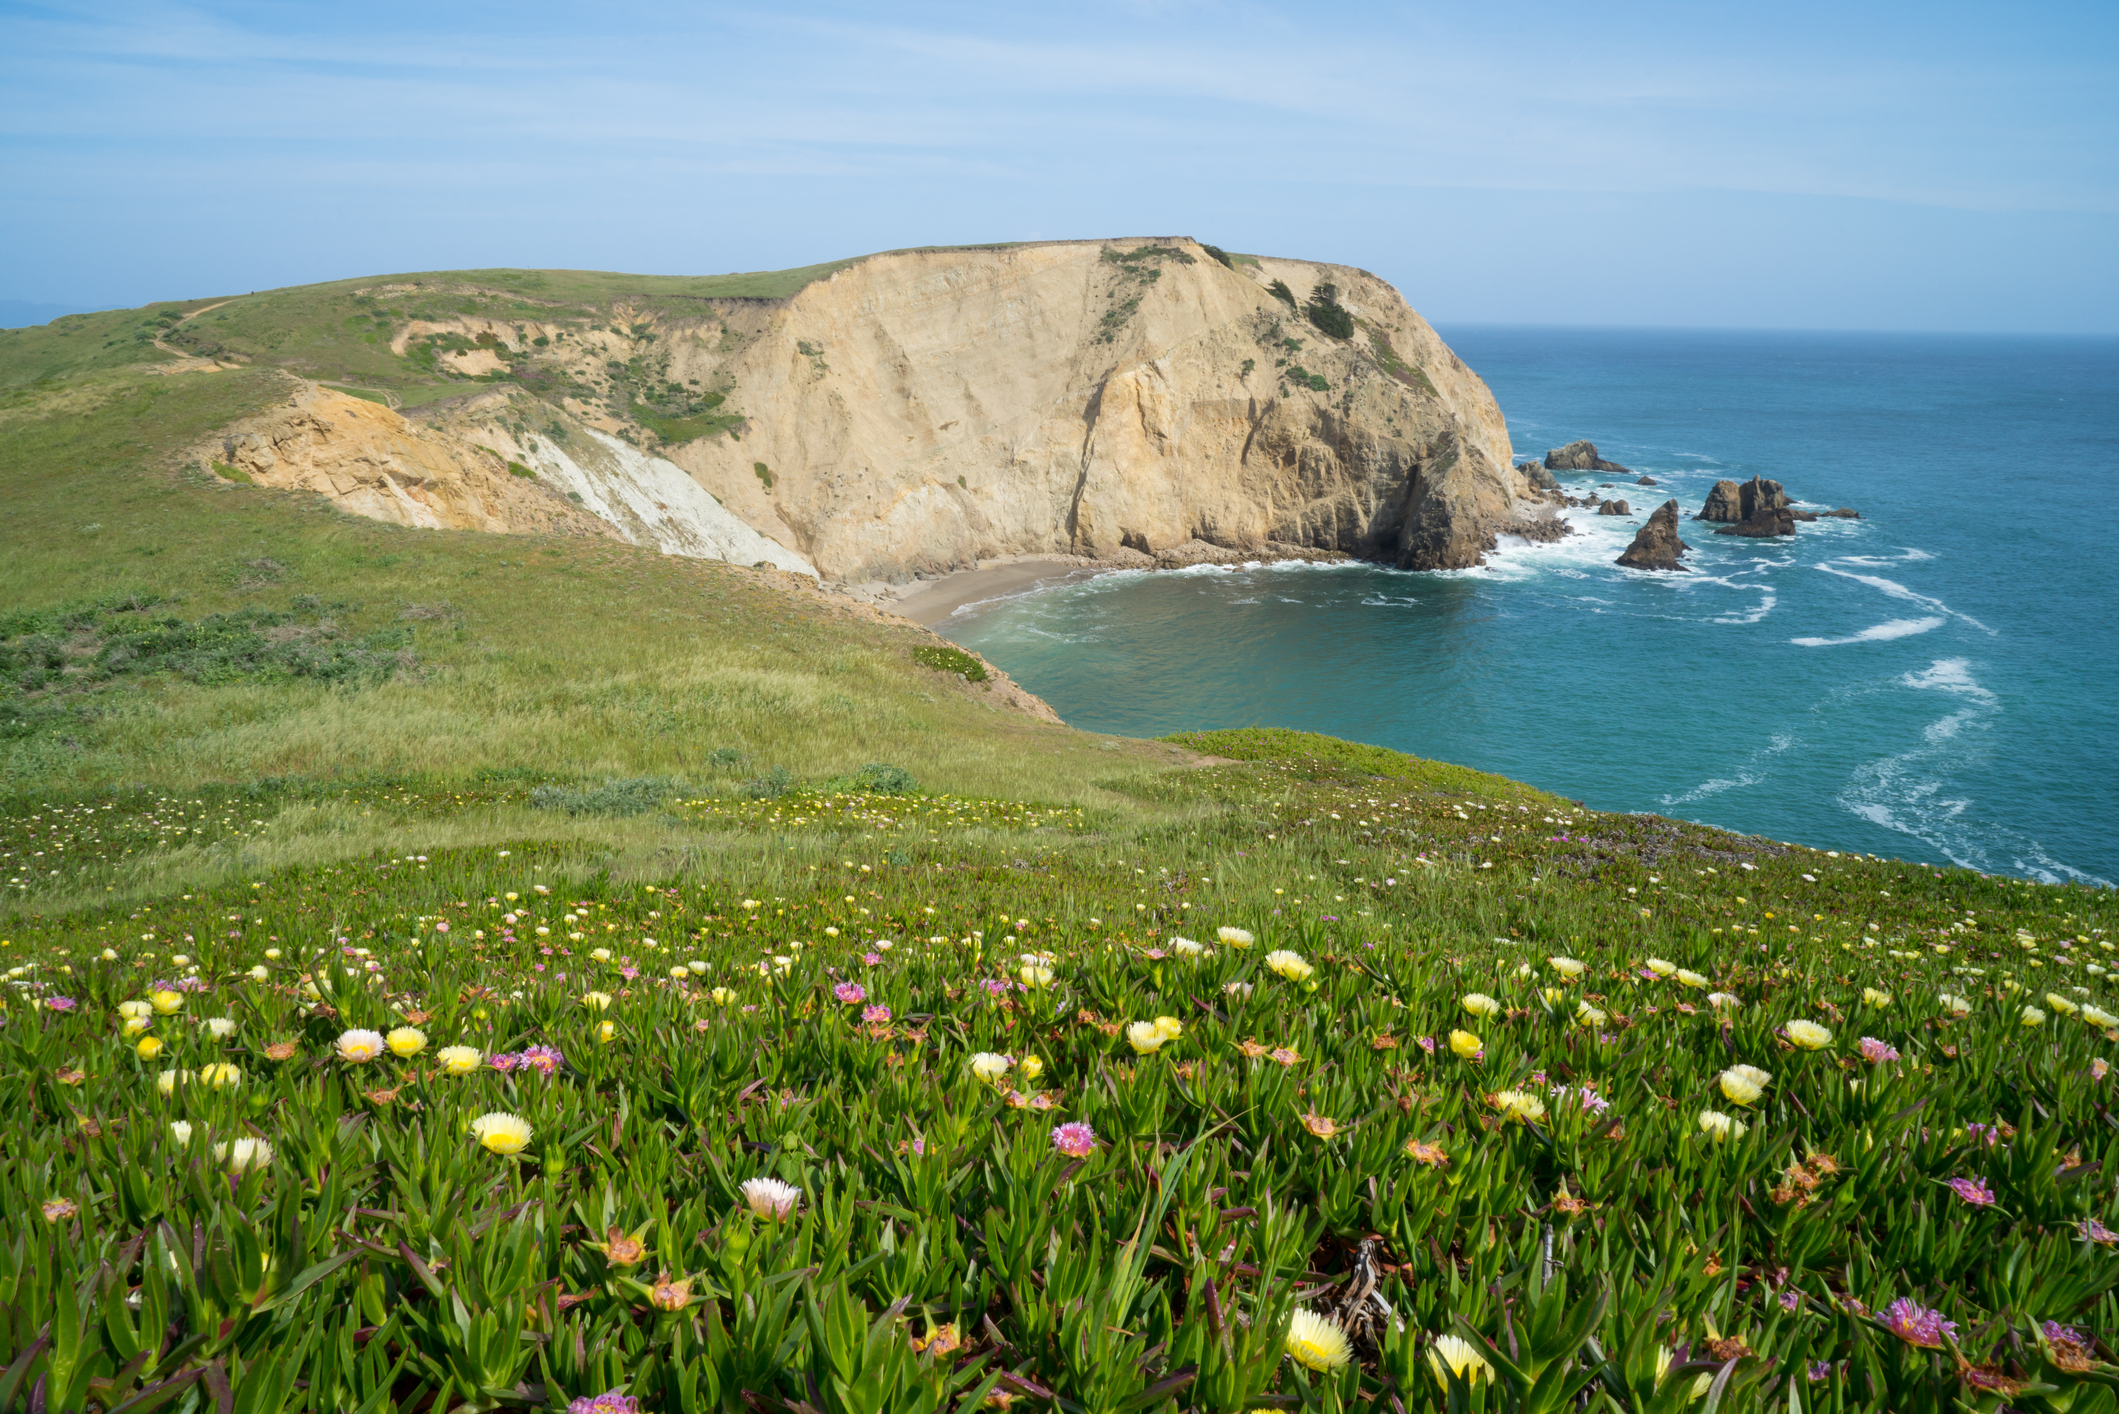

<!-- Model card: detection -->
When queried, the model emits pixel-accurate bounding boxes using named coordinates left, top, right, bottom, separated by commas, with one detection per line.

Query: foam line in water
left=1815, top=561, right=1992, bottom=633
left=1790, top=616, right=1945, bottom=646
left=1659, top=734, right=1795, bottom=806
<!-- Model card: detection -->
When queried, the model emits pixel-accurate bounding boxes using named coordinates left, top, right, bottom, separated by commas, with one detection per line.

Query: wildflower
left=1945, top=1176, right=1996, bottom=1207
left=1051, top=1121, right=1097, bottom=1157
left=1674, top=969, right=1707, bottom=989
left=2077, top=1218, right=2117, bottom=1245
left=1785, top=1020, right=1832, bottom=1050
left=1881, top=1298, right=1957, bottom=1349
left=833, top=982, right=866, bottom=1005
left=1718, top=1069, right=1765, bottom=1106
left=169, top=1120, right=193, bottom=1145
left=1645, top=958, right=1677, bottom=978
left=336, top=1029, right=385, bottom=1063
left=2020, top=1006, right=2046, bottom=1027
left=1302, top=1112, right=1341, bottom=1139
left=2083, top=1005, right=2119, bottom=1028
left=1018, top=1054, right=1043, bottom=1082
left=150, top=990, right=183, bottom=1015
left=2095, top=1059, right=2112, bottom=1082
left=200, top=1062, right=242, bottom=1089
left=216, top=1137, right=274, bottom=1173
left=910, top=1323, right=962, bottom=1357
left=1858, top=1036, right=1900, bottom=1064
left=596, top=1020, right=616, bottom=1044
left=136, top=1035, right=165, bottom=1060
left=386, top=1026, right=427, bottom=1058
left=1939, top=993, right=1972, bottom=1016
left=1218, top=927, right=1254, bottom=949
left=709, top=986, right=735, bottom=1004
left=1698, top=1110, right=1749, bottom=1142
left=1155, top=1015, right=1183, bottom=1039
left=1269, top=1046, right=1302, bottom=1067
left=1708, top=992, right=1740, bottom=1009
left=1405, top=1139, right=1449, bottom=1167
left=41, top=1198, right=77, bottom=1223
left=1576, top=1002, right=1608, bottom=1028
left=1171, top=937, right=1205, bottom=957
left=1126, top=1022, right=1171, bottom=1055
left=1018, top=963, right=1053, bottom=987
left=45, top=995, right=77, bottom=1012
left=117, top=999, right=152, bottom=1021
left=1265, top=950, right=1313, bottom=982
left=156, top=1068, right=191, bottom=1096
left=205, top=1017, right=238, bottom=1038
left=566, top=1391, right=641, bottom=1414
left=861, top=1004, right=892, bottom=1026
left=1460, top=992, right=1501, bottom=1019
left=969, top=1051, right=1014, bottom=1083
left=1448, top=1029, right=1483, bottom=1059
left=520, top=1045, right=565, bottom=1075
left=1285, top=1309, right=1353, bottom=1372
left=581, top=991, right=614, bottom=1012
left=1491, top=1089, right=1546, bottom=1123
left=1549, top=956, right=1586, bottom=978
left=648, top=1272, right=694, bottom=1311
left=436, top=1045, right=482, bottom=1076
left=470, top=1112, right=534, bottom=1155
left=1729, top=1063, right=1772, bottom=1090
left=740, top=1176, right=801, bottom=1219
left=1224, top=981, right=1253, bottom=1000
left=1427, top=1333, right=1493, bottom=1387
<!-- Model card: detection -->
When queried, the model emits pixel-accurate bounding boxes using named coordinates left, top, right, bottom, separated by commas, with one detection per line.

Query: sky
left=2, top=0, right=2115, bottom=332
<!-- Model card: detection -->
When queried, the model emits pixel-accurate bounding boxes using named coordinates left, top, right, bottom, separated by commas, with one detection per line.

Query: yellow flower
left=1265, top=950, right=1313, bottom=982
left=1548, top=956, right=1586, bottom=979
left=2045, top=992, right=2080, bottom=1017
left=1938, top=993, right=1972, bottom=1017
left=1698, top=1109, right=1749, bottom=1142
left=1717, top=1069, right=1763, bottom=1106
left=2082, top=1005, right=2118, bottom=1028
left=709, top=987, right=735, bottom=1005
left=2020, top=1005, right=2047, bottom=1027
left=581, top=991, right=614, bottom=1012
left=969, top=1051, right=1014, bottom=1083
left=386, top=1026, right=427, bottom=1058
left=1645, top=958, right=1677, bottom=978
left=1491, top=1089, right=1546, bottom=1123
left=156, top=1067, right=191, bottom=1095
left=1576, top=1002, right=1608, bottom=1028
left=1126, top=1022, right=1171, bottom=1055
left=117, top=1000, right=152, bottom=1020
left=1018, top=1055, right=1044, bottom=1082
left=1448, top=1029, right=1482, bottom=1059
left=150, top=990, right=183, bottom=1015
left=1540, top=987, right=1567, bottom=1007
left=199, top=1062, right=242, bottom=1090
left=335, top=1029, right=385, bottom=1063
left=470, top=1111, right=533, bottom=1155
left=1674, top=969, right=1708, bottom=989
left=1154, top=1016, right=1184, bottom=1040
left=1460, top=992, right=1501, bottom=1019
left=122, top=1017, right=152, bottom=1037
left=1427, top=1333, right=1493, bottom=1388
left=436, top=1045, right=483, bottom=1076
left=596, top=1020, right=617, bottom=1044
left=1018, top=964, right=1053, bottom=988
left=136, top=1035, right=165, bottom=1060
left=1727, top=1063, right=1772, bottom=1089
left=1785, top=1020, right=1832, bottom=1050
left=1218, top=927, right=1254, bottom=950
left=1285, top=1309, right=1353, bottom=1372
left=1862, top=988, right=1892, bottom=1007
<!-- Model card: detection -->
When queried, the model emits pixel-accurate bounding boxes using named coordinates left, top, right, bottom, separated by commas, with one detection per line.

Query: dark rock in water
left=1823, top=507, right=1861, bottom=518
left=1517, top=461, right=1559, bottom=492
left=1715, top=504, right=1796, bottom=538
left=1545, top=439, right=1632, bottom=474
left=1636, top=475, right=1658, bottom=486
left=1616, top=500, right=1689, bottom=571
left=1697, top=479, right=1744, bottom=522
left=1738, top=476, right=1789, bottom=520
left=1789, top=509, right=1820, bottom=522
left=1596, top=499, right=1631, bottom=516
left=1497, top=516, right=1572, bottom=543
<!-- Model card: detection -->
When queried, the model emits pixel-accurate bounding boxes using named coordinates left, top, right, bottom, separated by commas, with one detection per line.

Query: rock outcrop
left=1738, top=477, right=1789, bottom=520
left=1636, top=475, right=1658, bottom=486
left=1615, top=500, right=1690, bottom=571
left=1596, top=499, right=1631, bottom=516
left=1518, top=461, right=1559, bottom=493
left=1697, top=480, right=1744, bottom=522
left=1544, top=440, right=1632, bottom=474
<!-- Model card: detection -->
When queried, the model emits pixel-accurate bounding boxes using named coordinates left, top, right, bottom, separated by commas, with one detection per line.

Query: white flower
left=1171, top=937, right=1206, bottom=957
left=2021, top=1006, right=2047, bottom=1027
left=1427, top=1333, right=1493, bottom=1388
left=1265, top=950, right=1314, bottom=982
left=969, top=1052, right=1014, bottom=1084
left=205, top=1017, right=239, bottom=1038
left=1784, top=1020, right=1832, bottom=1050
left=740, top=1176, right=802, bottom=1220
left=1698, top=1110, right=1749, bottom=1142
left=335, top=1029, right=385, bottom=1063
left=169, top=1120, right=194, bottom=1146
left=1939, top=993, right=1972, bottom=1017
left=1707, top=992, right=1740, bottom=1009
left=216, top=1137, right=274, bottom=1173
left=1548, top=957, right=1586, bottom=978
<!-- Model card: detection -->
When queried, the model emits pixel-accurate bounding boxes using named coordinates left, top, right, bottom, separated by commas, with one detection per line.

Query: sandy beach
left=888, top=557, right=1107, bottom=627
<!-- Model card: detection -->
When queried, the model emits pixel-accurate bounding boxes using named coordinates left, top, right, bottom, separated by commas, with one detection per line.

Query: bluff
left=179, top=240, right=1547, bottom=583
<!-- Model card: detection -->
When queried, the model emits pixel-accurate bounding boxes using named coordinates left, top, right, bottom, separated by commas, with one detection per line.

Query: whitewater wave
left=1790, top=616, right=1946, bottom=647
left=1814, top=558, right=1992, bottom=634
left=1659, top=734, right=1796, bottom=806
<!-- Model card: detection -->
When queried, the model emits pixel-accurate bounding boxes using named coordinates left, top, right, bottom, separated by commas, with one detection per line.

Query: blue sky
left=3, top=0, right=2115, bottom=331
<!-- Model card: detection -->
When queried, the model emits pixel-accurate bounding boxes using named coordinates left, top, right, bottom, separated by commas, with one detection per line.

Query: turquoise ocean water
left=938, top=328, right=2119, bottom=885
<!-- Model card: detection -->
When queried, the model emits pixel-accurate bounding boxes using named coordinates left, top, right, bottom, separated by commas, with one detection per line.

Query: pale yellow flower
left=1862, top=988, right=1892, bottom=1007
left=1018, top=964, right=1054, bottom=988
left=1448, top=1029, right=1482, bottom=1059
left=386, top=1026, right=427, bottom=1058
left=1019, top=1055, right=1045, bottom=1082
left=2045, top=992, right=2080, bottom=1017
left=216, top=1137, right=274, bottom=1173
left=470, top=1111, right=533, bottom=1155
left=1785, top=1020, right=1832, bottom=1050
left=1491, top=1089, right=1546, bottom=1123
left=1576, top=1002, right=1608, bottom=1028
left=1265, top=950, right=1313, bottom=982
left=1548, top=956, right=1586, bottom=979
left=1427, top=1334, right=1493, bottom=1388
left=581, top=991, right=614, bottom=1012
left=1154, top=1016, right=1183, bottom=1040
left=1218, top=927, right=1254, bottom=950
left=1718, top=1069, right=1763, bottom=1106
left=969, top=1051, right=1014, bottom=1083
left=150, top=990, right=183, bottom=1015
left=335, top=1029, right=385, bottom=1063
left=1460, top=992, right=1501, bottom=1019
left=2021, top=1005, right=2047, bottom=1027
left=199, top=1062, right=242, bottom=1090
left=1674, top=969, right=1708, bottom=989
left=1645, top=958, right=1677, bottom=978
left=1698, top=1109, right=1749, bottom=1142
left=2082, top=1005, right=2118, bottom=1028
left=436, top=1045, right=483, bottom=1076
left=1285, top=1309, right=1353, bottom=1373
left=1126, top=1022, right=1171, bottom=1055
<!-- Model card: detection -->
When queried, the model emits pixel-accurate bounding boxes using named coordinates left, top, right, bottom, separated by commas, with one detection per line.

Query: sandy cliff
left=204, top=240, right=1548, bottom=582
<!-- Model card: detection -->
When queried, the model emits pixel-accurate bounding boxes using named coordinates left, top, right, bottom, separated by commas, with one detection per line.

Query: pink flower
left=1858, top=1036, right=1900, bottom=1064
left=834, top=982, right=867, bottom=1005
left=862, top=1004, right=892, bottom=1025
left=862, top=952, right=883, bottom=966
left=1050, top=1122, right=1097, bottom=1158
left=45, top=996, right=77, bottom=1012
left=1946, top=1176, right=1996, bottom=1207
left=434, top=922, right=450, bottom=934
left=489, top=1052, right=521, bottom=1073
left=519, top=1045, right=565, bottom=1076
left=2079, top=1218, right=2118, bottom=1246
left=619, top=966, right=639, bottom=981
left=567, top=1392, right=640, bottom=1414
left=1417, top=1036, right=1437, bottom=1055
left=1881, top=1298, right=1957, bottom=1349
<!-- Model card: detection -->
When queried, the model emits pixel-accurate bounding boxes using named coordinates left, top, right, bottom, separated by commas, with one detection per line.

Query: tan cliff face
left=200, top=240, right=1545, bottom=584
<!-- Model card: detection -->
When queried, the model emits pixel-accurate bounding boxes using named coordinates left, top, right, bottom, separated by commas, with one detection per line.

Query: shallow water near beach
left=940, top=327, right=2119, bottom=884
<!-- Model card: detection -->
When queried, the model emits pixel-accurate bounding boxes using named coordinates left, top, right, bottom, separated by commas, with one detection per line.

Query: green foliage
left=753, top=462, right=774, bottom=488
left=1267, top=279, right=1298, bottom=308
left=829, top=762, right=918, bottom=794
left=740, top=763, right=795, bottom=798
left=528, top=776, right=682, bottom=817
left=1305, top=282, right=1356, bottom=340
left=505, top=461, right=534, bottom=478
left=1200, top=243, right=1238, bottom=270
left=1241, top=358, right=1256, bottom=376
left=1368, top=329, right=1438, bottom=398
left=911, top=644, right=987, bottom=682
left=1283, top=365, right=1330, bottom=393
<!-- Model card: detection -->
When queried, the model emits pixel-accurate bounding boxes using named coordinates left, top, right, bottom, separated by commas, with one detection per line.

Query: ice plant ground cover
left=1, top=732, right=2116, bottom=1413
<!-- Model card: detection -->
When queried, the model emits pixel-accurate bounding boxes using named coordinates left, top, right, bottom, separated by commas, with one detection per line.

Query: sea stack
left=1713, top=476, right=1796, bottom=537
left=1697, top=480, right=1744, bottom=522
left=1616, top=500, right=1690, bottom=571
left=1544, top=440, right=1633, bottom=474
left=1596, top=499, right=1631, bottom=516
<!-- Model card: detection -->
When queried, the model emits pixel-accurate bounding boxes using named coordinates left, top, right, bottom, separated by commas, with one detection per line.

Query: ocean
left=935, top=327, right=2119, bottom=885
